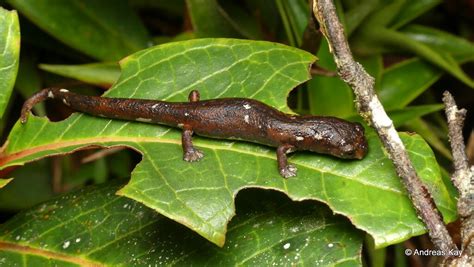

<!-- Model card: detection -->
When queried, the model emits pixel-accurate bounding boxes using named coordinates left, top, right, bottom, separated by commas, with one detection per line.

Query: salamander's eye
left=341, top=144, right=356, bottom=158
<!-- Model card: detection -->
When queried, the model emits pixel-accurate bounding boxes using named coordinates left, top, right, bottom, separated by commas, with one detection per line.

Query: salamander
left=21, top=88, right=368, bottom=178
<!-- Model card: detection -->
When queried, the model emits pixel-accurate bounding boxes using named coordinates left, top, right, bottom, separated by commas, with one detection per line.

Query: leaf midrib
left=0, top=241, right=101, bottom=266
left=3, top=136, right=403, bottom=195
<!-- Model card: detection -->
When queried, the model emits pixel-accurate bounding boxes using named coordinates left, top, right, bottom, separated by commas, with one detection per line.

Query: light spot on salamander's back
left=244, top=115, right=250, bottom=123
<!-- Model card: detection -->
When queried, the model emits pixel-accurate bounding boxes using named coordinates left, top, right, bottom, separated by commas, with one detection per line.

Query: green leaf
left=186, top=0, right=242, bottom=38
left=403, top=118, right=452, bottom=160
left=0, top=181, right=364, bottom=266
left=308, top=40, right=355, bottom=117
left=130, top=0, right=185, bottom=17
left=0, top=39, right=456, bottom=248
left=388, top=104, right=444, bottom=127
left=364, top=28, right=473, bottom=88
left=379, top=58, right=445, bottom=109
left=0, top=178, right=12, bottom=189
left=345, top=0, right=379, bottom=36
left=358, top=0, right=405, bottom=29
left=8, top=0, right=151, bottom=61
left=276, top=0, right=308, bottom=46
left=39, top=62, right=121, bottom=88
left=217, top=0, right=263, bottom=39
left=401, top=24, right=474, bottom=58
left=346, top=104, right=444, bottom=128
left=390, top=0, right=442, bottom=29
left=15, top=51, right=41, bottom=99
left=0, top=7, right=20, bottom=120
left=0, top=161, right=54, bottom=210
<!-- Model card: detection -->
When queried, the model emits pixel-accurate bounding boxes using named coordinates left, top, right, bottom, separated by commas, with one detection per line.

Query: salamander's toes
left=279, top=164, right=297, bottom=178
left=184, top=149, right=204, bottom=162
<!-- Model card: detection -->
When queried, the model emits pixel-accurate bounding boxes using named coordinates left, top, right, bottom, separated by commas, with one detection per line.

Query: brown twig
left=81, top=147, right=124, bottom=164
left=310, top=65, right=337, bottom=77
left=312, top=0, right=457, bottom=253
left=442, top=91, right=474, bottom=266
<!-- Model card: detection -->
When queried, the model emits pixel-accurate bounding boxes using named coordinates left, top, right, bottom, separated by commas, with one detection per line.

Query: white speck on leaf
left=290, top=226, right=299, bottom=233
left=283, top=243, right=291, bottom=250
left=63, top=241, right=70, bottom=249
left=75, top=238, right=81, bottom=243
left=328, top=243, right=334, bottom=248
left=15, top=235, right=20, bottom=241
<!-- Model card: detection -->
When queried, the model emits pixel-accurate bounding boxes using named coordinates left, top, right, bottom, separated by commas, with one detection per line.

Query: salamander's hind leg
left=277, top=144, right=297, bottom=178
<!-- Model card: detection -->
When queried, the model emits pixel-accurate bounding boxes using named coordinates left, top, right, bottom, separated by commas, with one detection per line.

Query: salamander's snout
left=354, top=136, right=368, bottom=159
left=353, top=123, right=368, bottom=159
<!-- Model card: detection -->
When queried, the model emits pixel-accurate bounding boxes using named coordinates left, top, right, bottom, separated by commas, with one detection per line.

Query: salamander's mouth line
left=0, top=136, right=402, bottom=195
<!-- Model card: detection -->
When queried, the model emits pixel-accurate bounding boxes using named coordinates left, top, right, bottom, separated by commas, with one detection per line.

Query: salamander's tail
left=20, top=88, right=61, bottom=124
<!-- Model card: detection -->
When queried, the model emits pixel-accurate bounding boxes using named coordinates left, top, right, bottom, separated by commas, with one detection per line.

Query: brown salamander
left=21, top=88, right=368, bottom=178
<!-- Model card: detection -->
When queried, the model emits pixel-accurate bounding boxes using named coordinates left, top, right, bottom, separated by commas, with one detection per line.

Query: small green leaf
left=390, top=0, right=442, bottom=29
left=8, top=0, right=151, bottom=61
left=0, top=39, right=456, bottom=248
left=401, top=24, right=474, bottom=58
left=0, top=178, right=12, bottom=189
left=218, top=0, right=263, bottom=39
left=403, top=118, right=452, bottom=160
left=0, top=181, right=364, bottom=266
left=380, top=58, right=444, bottom=109
left=0, top=161, right=54, bottom=210
left=186, top=0, right=242, bottom=38
left=369, top=28, right=473, bottom=88
left=15, top=52, right=41, bottom=99
left=308, top=40, right=354, bottom=117
left=388, top=104, right=444, bottom=127
left=39, top=62, right=121, bottom=87
left=276, top=0, right=308, bottom=46
left=0, top=7, right=20, bottom=120
left=130, top=0, right=185, bottom=17
left=345, top=0, right=379, bottom=36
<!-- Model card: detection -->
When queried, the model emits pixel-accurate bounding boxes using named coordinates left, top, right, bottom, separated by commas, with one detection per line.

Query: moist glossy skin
left=21, top=88, right=368, bottom=178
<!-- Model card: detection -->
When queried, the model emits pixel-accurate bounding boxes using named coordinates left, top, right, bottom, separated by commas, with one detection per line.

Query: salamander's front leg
left=182, top=125, right=204, bottom=162
left=277, top=144, right=297, bottom=178
left=181, top=90, right=204, bottom=162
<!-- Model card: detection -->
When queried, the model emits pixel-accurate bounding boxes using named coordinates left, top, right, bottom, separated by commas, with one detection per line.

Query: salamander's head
left=296, top=118, right=368, bottom=160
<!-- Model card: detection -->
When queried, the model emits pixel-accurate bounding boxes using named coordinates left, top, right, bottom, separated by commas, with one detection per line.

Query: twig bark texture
left=443, top=91, right=473, bottom=266
left=312, top=0, right=457, bottom=253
